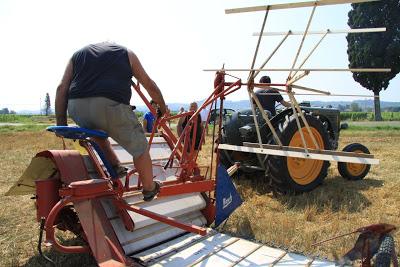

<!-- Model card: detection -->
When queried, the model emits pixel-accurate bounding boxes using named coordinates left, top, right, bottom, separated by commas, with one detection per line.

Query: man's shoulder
left=255, top=88, right=271, bottom=95
left=265, top=88, right=279, bottom=93
left=73, top=42, right=126, bottom=57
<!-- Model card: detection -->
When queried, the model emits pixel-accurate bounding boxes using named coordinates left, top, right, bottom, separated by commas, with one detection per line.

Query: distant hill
left=135, top=100, right=400, bottom=112
left=309, top=100, right=400, bottom=109
left=12, top=100, right=400, bottom=114
left=134, top=100, right=251, bottom=112
left=17, top=110, right=42, bottom=115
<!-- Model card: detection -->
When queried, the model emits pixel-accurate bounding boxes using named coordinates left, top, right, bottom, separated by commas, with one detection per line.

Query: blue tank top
left=68, top=42, right=133, bottom=104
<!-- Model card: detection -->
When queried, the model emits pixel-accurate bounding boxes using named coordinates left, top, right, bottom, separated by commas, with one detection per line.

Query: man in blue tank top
left=55, top=42, right=166, bottom=201
left=143, top=100, right=158, bottom=133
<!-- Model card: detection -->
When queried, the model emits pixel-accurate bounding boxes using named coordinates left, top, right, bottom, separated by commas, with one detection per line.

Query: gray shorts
left=68, top=97, right=148, bottom=159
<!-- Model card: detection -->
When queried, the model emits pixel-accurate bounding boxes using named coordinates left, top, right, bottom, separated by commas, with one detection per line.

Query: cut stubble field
left=216, top=130, right=400, bottom=261
left=0, top=128, right=399, bottom=266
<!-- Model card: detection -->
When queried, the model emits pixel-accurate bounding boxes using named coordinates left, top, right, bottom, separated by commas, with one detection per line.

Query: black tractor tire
left=375, top=234, right=395, bottom=267
left=219, top=134, right=235, bottom=168
left=218, top=142, right=260, bottom=174
left=266, top=113, right=331, bottom=193
left=219, top=113, right=262, bottom=173
left=338, top=143, right=371, bottom=180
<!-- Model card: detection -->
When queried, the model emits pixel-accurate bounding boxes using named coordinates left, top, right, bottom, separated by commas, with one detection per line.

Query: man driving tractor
left=255, top=75, right=291, bottom=116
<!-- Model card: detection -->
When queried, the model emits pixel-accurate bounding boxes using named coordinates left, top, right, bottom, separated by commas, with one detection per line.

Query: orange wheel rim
left=345, top=149, right=367, bottom=176
left=287, top=127, right=324, bottom=185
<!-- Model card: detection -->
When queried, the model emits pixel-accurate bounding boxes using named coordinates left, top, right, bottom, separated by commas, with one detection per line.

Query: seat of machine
left=47, top=126, right=108, bottom=140
left=68, top=179, right=111, bottom=196
left=69, top=178, right=109, bottom=188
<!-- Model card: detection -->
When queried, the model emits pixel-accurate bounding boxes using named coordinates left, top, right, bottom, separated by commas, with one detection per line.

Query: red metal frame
left=34, top=72, right=248, bottom=265
left=115, top=202, right=207, bottom=236
left=158, top=180, right=215, bottom=198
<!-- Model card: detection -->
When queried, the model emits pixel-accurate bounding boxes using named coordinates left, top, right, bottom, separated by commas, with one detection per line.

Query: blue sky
left=0, top=0, right=398, bottom=111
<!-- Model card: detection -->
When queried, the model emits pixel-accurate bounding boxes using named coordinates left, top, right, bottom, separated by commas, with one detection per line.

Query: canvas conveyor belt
left=131, top=230, right=336, bottom=266
left=81, top=136, right=208, bottom=255
left=80, top=136, right=335, bottom=266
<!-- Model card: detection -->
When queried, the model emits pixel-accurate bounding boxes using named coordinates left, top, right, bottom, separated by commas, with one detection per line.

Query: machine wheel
left=219, top=134, right=241, bottom=168
left=266, top=113, right=331, bottom=193
left=375, top=234, right=395, bottom=267
left=219, top=135, right=234, bottom=168
left=338, top=143, right=371, bottom=180
left=219, top=133, right=260, bottom=173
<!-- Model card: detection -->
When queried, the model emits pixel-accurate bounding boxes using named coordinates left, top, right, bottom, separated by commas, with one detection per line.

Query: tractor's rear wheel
left=266, top=114, right=331, bottom=193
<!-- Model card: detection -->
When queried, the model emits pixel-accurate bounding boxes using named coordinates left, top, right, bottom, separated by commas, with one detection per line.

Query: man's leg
left=133, top=150, right=155, bottom=191
left=94, top=136, right=156, bottom=192
left=202, top=121, right=209, bottom=136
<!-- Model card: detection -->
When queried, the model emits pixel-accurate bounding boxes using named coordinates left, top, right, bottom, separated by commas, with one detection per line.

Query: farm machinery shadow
left=23, top=238, right=96, bottom=267
left=233, top=172, right=384, bottom=213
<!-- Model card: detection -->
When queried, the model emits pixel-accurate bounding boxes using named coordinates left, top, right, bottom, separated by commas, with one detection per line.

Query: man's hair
left=189, top=102, right=198, bottom=110
left=259, top=76, right=271, bottom=84
left=150, top=100, right=157, bottom=105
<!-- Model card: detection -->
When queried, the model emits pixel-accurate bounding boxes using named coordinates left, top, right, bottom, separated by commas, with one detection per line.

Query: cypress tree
left=347, top=1, right=400, bottom=120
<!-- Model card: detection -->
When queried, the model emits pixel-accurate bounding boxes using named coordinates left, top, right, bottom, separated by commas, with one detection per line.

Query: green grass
left=1, top=119, right=398, bottom=134
left=340, top=112, right=400, bottom=121
left=344, top=121, right=400, bottom=132
left=0, top=125, right=51, bottom=133
left=0, top=114, right=57, bottom=124
left=345, top=125, right=400, bottom=131
left=0, top=113, right=144, bottom=123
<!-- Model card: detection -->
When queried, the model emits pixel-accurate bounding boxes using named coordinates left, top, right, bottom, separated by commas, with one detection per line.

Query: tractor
left=219, top=104, right=371, bottom=193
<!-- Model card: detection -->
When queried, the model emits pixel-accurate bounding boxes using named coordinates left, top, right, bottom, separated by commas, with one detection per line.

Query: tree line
left=0, top=108, right=16, bottom=114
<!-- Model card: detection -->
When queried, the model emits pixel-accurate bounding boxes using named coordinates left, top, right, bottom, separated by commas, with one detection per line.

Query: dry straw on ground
left=0, top=129, right=399, bottom=266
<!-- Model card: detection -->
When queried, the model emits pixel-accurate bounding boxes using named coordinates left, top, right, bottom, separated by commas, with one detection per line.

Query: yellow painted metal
left=287, top=127, right=324, bottom=185
left=345, top=149, right=368, bottom=176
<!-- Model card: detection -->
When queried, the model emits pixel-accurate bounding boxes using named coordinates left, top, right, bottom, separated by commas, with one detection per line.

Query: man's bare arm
left=142, top=119, right=148, bottom=133
left=55, top=60, right=73, bottom=126
left=280, top=100, right=291, bottom=108
left=128, top=50, right=166, bottom=114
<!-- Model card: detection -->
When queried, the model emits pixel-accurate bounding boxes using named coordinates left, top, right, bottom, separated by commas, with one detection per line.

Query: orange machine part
left=35, top=176, right=61, bottom=222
